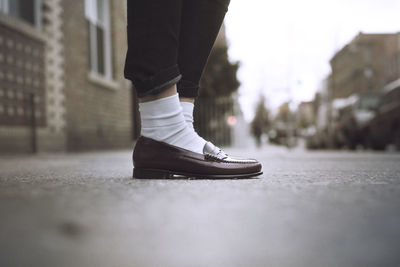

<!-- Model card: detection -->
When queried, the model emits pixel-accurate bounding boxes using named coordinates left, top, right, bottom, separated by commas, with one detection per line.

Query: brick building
left=330, top=32, right=400, bottom=99
left=386, top=34, right=400, bottom=84
left=0, top=0, right=136, bottom=152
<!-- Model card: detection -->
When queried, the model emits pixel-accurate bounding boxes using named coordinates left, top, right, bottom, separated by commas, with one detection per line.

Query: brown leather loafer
left=132, top=136, right=262, bottom=179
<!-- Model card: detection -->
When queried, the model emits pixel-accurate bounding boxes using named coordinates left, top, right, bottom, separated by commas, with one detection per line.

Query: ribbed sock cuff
left=139, top=94, right=185, bottom=127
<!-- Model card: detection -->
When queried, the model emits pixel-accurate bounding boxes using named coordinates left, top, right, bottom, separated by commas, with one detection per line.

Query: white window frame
left=85, top=0, right=113, bottom=81
left=0, top=0, right=42, bottom=29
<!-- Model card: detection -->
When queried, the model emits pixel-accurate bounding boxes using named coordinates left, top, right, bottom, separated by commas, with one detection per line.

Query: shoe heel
left=133, top=168, right=171, bottom=179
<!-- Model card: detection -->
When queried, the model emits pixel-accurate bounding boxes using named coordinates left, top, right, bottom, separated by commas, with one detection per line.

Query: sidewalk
left=1, top=149, right=400, bottom=267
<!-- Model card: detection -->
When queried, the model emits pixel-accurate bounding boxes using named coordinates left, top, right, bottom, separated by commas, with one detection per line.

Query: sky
left=224, top=0, right=400, bottom=121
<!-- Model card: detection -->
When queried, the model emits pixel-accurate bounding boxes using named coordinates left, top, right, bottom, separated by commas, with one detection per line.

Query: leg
left=177, top=0, right=230, bottom=129
left=124, top=0, right=262, bottom=179
left=177, top=0, right=231, bottom=100
left=124, top=0, right=182, bottom=98
left=124, top=0, right=206, bottom=153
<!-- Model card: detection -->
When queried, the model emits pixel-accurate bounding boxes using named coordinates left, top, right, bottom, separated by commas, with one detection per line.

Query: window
left=0, top=0, right=42, bottom=28
left=85, top=0, right=113, bottom=80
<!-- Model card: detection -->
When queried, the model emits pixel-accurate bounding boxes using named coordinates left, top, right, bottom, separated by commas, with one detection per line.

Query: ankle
left=139, top=85, right=177, bottom=103
left=179, top=97, right=195, bottom=104
left=139, top=93, right=206, bottom=154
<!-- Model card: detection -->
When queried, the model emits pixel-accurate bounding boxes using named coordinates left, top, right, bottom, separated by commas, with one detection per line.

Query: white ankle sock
left=139, top=94, right=206, bottom=154
left=181, top=101, right=207, bottom=144
left=180, top=101, right=196, bottom=130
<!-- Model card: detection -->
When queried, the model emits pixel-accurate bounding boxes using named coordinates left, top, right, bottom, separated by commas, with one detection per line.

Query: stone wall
left=0, top=0, right=136, bottom=153
left=62, top=0, right=134, bottom=151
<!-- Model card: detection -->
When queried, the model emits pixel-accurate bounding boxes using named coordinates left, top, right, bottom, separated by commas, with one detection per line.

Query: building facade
left=386, top=34, right=400, bottom=84
left=330, top=32, right=400, bottom=99
left=0, top=0, right=136, bottom=152
left=297, top=101, right=314, bottom=128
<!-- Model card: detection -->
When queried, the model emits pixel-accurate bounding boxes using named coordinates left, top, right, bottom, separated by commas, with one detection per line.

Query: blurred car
left=305, top=128, right=328, bottom=149
left=268, top=121, right=297, bottom=147
left=365, top=79, right=400, bottom=150
left=339, top=92, right=381, bottom=149
left=329, top=95, right=359, bottom=149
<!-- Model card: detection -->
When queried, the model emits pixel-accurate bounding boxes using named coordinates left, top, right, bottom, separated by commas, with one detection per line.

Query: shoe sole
left=133, top=168, right=263, bottom=180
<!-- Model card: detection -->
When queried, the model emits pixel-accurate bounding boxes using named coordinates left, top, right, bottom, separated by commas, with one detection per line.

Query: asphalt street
left=1, top=146, right=400, bottom=267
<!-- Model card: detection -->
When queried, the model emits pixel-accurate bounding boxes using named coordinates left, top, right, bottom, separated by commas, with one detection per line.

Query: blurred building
left=308, top=32, right=400, bottom=150
left=0, top=0, right=136, bottom=153
left=314, top=76, right=332, bottom=132
left=297, top=101, right=314, bottom=128
left=330, top=32, right=400, bottom=99
left=386, top=34, right=400, bottom=84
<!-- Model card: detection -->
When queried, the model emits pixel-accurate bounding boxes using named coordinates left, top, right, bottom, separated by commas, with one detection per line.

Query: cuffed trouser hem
left=177, top=79, right=200, bottom=98
left=125, top=65, right=182, bottom=98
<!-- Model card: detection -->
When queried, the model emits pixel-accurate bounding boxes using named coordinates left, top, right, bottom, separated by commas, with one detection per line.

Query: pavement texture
left=1, top=146, right=400, bottom=267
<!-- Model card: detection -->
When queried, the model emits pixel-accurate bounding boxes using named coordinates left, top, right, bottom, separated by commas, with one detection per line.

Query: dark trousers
left=124, top=0, right=230, bottom=98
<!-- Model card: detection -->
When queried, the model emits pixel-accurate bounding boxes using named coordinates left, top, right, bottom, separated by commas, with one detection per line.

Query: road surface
left=1, top=147, right=399, bottom=267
